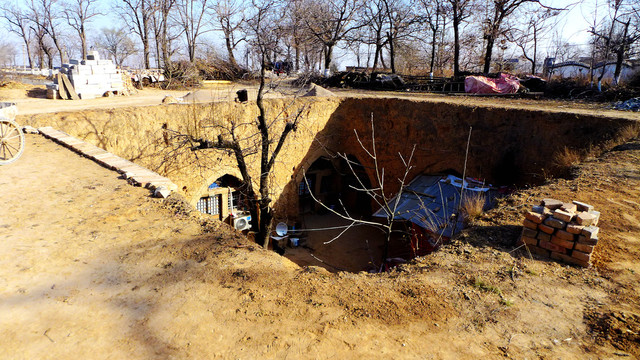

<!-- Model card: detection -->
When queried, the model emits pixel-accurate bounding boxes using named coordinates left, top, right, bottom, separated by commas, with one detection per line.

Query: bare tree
left=63, top=0, right=101, bottom=60
left=303, top=115, right=418, bottom=271
left=381, top=0, right=420, bottom=73
left=175, top=0, right=211, bottom=62
left=118, top=0, right=152, bottom=69
left=28, top=0, right=57, bottom=68
left=303, top=0, right=366, bottom=72
left=150, top=0, right=177, bottom=68
left=480, top=0, right=561, bottom=74
left=363, top=0, right=389, bottom=71
left=0, top=41, right=18, bottom=67
left=29, top=0, right=67, bottom=66
left=507, top=5, right=560, bottom=74
left=610, top=8, right=640, bottom=85
left=171, top=0, right=310, bottom=248
left=419, top=0, right=445, bottom=75
left=444, top=0, right=475, bottom=77
left=95, top=27, right=138, bottom=66
left=0, top=2, right=34, bottom=69
left=211, top=0, right=245, bottom=68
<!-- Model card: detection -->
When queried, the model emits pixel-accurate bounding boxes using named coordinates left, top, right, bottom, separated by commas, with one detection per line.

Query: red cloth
left=464, top=73, right=520, bottom=94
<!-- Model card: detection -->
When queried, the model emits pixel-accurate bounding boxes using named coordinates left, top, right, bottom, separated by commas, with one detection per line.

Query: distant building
left=543, top=57, right=639, bottom=83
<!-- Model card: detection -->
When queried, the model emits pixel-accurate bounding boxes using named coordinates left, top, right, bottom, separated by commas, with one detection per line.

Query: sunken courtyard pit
left=20, top=96, right=639, bottom=270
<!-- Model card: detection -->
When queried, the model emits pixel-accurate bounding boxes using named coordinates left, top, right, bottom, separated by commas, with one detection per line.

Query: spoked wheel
left=0, top=118, right=24, bottom=165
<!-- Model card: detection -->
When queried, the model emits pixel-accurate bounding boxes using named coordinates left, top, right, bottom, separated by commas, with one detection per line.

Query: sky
left=4, top=0, right=608, bottom=70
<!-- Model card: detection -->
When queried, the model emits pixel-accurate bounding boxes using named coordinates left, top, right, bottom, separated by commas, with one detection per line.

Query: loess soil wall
left=20, top=97, right=639, bottom=220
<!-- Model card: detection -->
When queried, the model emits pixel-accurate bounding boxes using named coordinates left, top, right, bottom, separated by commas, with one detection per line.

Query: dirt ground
left=1, top=82, right=640, bottom=358
left=3, top=81, right=640, bottom=122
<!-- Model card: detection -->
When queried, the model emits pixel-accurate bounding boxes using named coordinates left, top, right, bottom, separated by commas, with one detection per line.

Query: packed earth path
left=1, top=93, right=640, bottom=358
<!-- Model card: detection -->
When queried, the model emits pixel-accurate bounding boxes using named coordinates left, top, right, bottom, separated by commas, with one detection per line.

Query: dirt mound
left=0, top=81, right=31, bottom=89
left=303, top=83, right=335, bottom=97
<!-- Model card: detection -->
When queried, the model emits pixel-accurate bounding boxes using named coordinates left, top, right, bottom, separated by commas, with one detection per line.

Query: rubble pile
left=519, top=198, right=600, bottom=267
left=47, top=51, right=124, bottom=100
left=613, top=97, right=640, bottom=112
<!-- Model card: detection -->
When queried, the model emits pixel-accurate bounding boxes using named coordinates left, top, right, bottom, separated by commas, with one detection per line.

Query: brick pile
left=519, top=198, right=600, bottom=267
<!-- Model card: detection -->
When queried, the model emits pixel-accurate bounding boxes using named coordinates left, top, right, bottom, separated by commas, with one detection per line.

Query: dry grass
left=461, top=191, right=486, bottom=221
left=553, top=147, right=583, bottom=170
left=618, top=123, right=640, bottom=141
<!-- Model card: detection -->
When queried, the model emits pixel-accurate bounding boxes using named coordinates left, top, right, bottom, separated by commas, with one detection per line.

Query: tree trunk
left=80, top=24, right=87, bottom=59
left=324, top=44, right=333, bottom=70
left=22, top=38, right=33, bottom=69
left=483, top=35, right=495, bottom=74
left=430, top=28, right=437, bottom=74
left=613, top=19, right=630, bottom=86
left=143, top=37, right=150, bottom=69
left=531, top=27, right=538, bottom=74
left=452, top=16, right=461, bottom=77
left=225, top=34, right=238, bottom=68
left=387, top=31, right=395, bottom=73
left=372, top=43, right=381, bottom=71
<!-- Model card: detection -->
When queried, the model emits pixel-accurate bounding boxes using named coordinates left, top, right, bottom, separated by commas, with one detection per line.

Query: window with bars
left=196, top=195, right=220, bottom=216
left=228, top=191, right=244, bottom=211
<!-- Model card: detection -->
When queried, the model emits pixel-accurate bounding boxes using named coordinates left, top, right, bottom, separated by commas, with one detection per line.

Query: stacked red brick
left=519, top=199, right=600, bottom=267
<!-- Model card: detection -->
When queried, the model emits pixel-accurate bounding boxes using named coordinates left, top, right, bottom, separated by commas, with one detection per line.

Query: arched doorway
left=196, top=174, right=247, bottom=221
left=289, top=155, right=383, bottom=272
left=298, top=155, right=373, bottom=216
left=339, top=155, right=372, bottom=216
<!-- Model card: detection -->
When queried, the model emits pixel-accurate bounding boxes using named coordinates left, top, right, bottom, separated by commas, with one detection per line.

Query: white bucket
left=290, top=238, right=299, bottom=247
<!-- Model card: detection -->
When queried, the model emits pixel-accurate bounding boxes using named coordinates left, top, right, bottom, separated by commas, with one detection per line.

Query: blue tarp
left=373, top=174, right=497, bottom=238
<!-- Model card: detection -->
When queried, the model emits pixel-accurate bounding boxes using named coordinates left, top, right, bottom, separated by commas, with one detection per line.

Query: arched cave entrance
left=299, top=155, right=373, bottom=216
left=288, top=155, right=384, bottom=272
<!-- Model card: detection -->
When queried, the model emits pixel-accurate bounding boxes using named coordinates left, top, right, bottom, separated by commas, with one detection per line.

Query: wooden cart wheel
left=0, top=118, right=24, bottom=165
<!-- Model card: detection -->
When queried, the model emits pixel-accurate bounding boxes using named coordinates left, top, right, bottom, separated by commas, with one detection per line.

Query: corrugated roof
left=373, top=175, right=496, bottom=238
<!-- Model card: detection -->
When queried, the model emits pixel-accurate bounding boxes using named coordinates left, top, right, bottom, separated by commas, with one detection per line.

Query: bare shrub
left=461, top=191, right=486, bottom=222
left=618, top=123, right=640, bottom=141
left=553, top=146, right=583, bottom=170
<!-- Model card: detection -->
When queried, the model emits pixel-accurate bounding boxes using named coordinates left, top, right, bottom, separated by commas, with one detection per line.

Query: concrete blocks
left=37, top=126, right=176, bottom=199
left=519, top=198, right=601, bottom=267
left=57, top=56, right=125, bottom=100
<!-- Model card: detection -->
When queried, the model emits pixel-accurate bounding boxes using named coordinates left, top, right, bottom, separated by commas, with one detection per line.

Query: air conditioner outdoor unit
left=233, top=214, right=252, bottom=231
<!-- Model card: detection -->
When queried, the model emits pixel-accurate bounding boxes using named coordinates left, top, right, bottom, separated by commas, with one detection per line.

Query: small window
left=197, top=195, right=220, bottom=215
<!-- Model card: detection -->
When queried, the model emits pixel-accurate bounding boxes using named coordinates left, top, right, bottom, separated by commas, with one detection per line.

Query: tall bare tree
left=211, top=0, right=245, bottom=68
left=119, top=0, right=152, bottom=69
left=96, top=27, right=138, bottom=66
left=419, top=0, right=445, bottom=75
left=0, top=2, right=34, bottom=68
left=363, top=0, right=389, bottom=71
left=303, top=0, right=366, bottom=72
left=175, top=0, right=211, bottom=62
left=173, top=0, right=309, bottom=248
left=29, top=0, right=67, bottom=66
left=150, top=0, right=177, bottom=68
left=444, top=0, right=475, bottom=76
left=507, top=5, right=560, bottom=74
left=481, top=0, right=562, bottom=74
left=381, top=0, right=419, bottom=73
left=63, top=0, right=101, bottom=60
